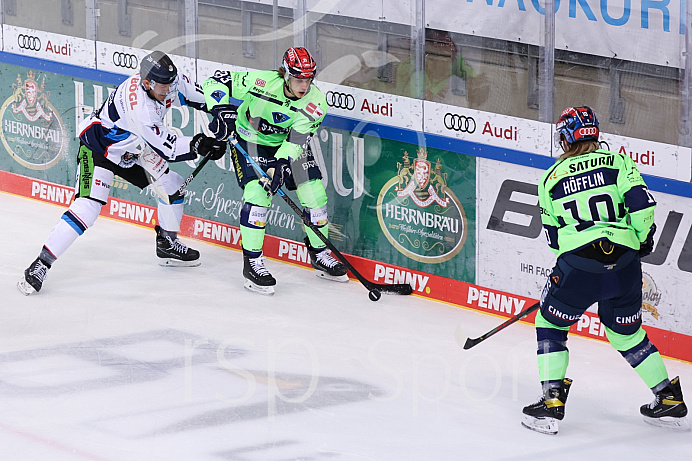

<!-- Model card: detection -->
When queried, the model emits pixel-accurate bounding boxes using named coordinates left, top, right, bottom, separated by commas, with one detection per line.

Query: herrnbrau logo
left=377, top=149, right=467, bottom=263
left=0, top=70, right=67, bottom=169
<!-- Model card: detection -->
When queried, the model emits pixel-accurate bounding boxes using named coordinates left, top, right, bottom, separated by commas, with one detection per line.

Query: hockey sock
left=43, top=198, right=101, bottom=259
left=303, top=206, right=329, bottom=249
left=157, top=199, right=183, bottom=234
left=240, top=182, right=272, bottom=254
left=535, top=310, right=570, bottom=384
left=297, top=180, right=329, bottom=249
left=154, top=169, right=186, bottom=232
left=606, top=326, right=669, bottom=389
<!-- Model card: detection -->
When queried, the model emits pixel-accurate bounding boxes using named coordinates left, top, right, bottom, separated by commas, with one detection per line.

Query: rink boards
left=3, top=169, right=692, bottom=363
left=1, top=24, right=692, bottom=362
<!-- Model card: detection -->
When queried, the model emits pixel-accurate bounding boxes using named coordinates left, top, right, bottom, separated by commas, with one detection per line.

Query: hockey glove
left=209, top=104, right=238, bottom=141
left=260, top=157, right=292, bottom=195
left=190, top=133, right=227, bottom=161
left=639, top=223, right=657, bottom=257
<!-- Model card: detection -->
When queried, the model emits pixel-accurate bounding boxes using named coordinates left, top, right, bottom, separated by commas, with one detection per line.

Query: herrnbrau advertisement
left=0, top=61, right=477, bottom=286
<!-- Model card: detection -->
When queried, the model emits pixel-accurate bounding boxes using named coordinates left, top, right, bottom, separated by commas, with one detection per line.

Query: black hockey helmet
left=140, top=51, right=177, bottom=84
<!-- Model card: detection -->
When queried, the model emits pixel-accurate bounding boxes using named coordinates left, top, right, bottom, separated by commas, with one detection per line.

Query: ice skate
left=156, top=225, right=200, bottom=267
left=521, top=378, right=572, bottom=435
left=641, top=377, right=691, bottom=431
left=17, top=257, right=51, bottom=295
left=305, top=237, right=348, bottom=282
left=243, top=253, right=276, bottom=295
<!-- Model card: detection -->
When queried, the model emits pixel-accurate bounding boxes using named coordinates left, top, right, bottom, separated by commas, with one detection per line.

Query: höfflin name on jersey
left=561, top=171, right=608, bottom=195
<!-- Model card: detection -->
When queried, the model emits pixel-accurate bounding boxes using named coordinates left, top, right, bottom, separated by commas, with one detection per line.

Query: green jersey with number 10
left=538, top=149, right=656, bottom=257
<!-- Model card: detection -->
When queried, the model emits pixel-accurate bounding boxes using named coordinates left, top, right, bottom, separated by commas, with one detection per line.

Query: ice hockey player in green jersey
left=203, top=47, right=348, bottom=295
left=522, top=106, right=689, bottom=434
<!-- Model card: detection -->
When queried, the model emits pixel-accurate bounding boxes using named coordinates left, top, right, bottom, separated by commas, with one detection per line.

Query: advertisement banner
left=599, top=132, right=691, bottom=182
left=426, top=0, right=683, bottom=69
left=95, top=42, right=196, bottom=82
left=3, top=24, right=95, bottom=67
left=477, top=156, right=692, bottom=338
left=318, top=81, right=424, bottom=132
left=424, top=101, right=552, bottom=155
left=0, top=64, right=77, bottom=182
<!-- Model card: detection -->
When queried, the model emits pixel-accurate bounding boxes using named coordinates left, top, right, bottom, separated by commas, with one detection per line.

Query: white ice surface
left=1, top=191, right=692, bottom=461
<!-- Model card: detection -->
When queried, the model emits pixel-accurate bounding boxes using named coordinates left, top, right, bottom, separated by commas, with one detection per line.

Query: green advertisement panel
left=0, top=61, right=476, bottom=284
left=320, top=129, right=476, bottom=283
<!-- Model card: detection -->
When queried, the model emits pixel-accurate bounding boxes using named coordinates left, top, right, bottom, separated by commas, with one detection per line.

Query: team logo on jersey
left=272, top=112, right=290, bottom=124
left=210, top=90, right=226, bottom=103
left=377, top=149, right=467, bottom=263
left=255, top=78, right=266, bottom=87
left=0, top=70, right=67, bottom=170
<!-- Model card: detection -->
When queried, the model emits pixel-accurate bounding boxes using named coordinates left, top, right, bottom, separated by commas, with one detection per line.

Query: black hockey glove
left=209, top=104, right=238, bottom=141
left=639, top=223, right=657, bottom=257
left=190, top=133, right=227, bottom=161
left=260, top=157, right=292, bottom=195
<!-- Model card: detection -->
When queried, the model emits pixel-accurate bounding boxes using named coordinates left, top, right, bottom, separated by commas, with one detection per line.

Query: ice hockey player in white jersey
left=18, top=51, right=226, bottom=295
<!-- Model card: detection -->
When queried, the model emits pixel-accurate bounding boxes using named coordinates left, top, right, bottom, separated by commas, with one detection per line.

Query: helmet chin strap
left=283, top=81, right=295, bottom=98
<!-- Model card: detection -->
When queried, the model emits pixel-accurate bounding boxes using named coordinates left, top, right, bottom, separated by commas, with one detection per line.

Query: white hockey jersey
left=78, top=73, right=207, bottom=166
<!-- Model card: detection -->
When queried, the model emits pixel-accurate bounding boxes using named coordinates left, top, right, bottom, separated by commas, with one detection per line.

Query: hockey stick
left=229, top=135, right=413, bottom=299
left=145, top=152, right=214, bottom=205
left=463, top=301, right=540, bottom=350
left=167, top=152, right=214, bottom=204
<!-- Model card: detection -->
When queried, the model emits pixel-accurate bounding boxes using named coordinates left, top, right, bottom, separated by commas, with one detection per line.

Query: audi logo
left=443, top=113, right=476, bottom=133
left=579, top=127, right=598, bottom=136
left=326, top=91, right=356, bottom=110
left=17, top=34, right=41, bottom=51
left=113, top=52, right=138, bottom=69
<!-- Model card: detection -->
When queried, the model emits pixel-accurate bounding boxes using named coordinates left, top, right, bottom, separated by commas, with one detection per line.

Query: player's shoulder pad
left=203, top=74, right=231, bottom=106
left=237, top=70, right=281, bottom=93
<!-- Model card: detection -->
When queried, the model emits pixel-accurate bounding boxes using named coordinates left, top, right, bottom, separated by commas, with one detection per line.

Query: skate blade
left=158, top=258, right=201, bottom=267
left=17, top=279, right=37, bottom=296
left=643, top=415, right=692, bottom=431
left=521, top=415, right=559, bottom=435
left=314, top=271, right=349, bottom=283
left=244, top=279, right=275, bottom=296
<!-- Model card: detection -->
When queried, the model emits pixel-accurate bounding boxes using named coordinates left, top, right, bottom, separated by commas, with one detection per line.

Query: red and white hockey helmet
left=281, top=47, right=317, bottom=80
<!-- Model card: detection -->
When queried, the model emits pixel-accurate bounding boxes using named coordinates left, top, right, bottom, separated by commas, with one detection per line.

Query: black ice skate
left=156, top=225, right=200, bottom=267
left=641, top=376, right=691, bottom=431
left=17, top=257, right=51, bottom=295
left=521, top=378, right=573, bottom=435
left=305, top=237, right=348, bottom=282
left=243, top=253, right=276, bottom=295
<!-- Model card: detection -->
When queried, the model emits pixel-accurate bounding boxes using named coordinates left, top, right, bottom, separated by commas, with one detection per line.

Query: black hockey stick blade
left=463, top=301, right=540, bottom=350
left=167, top=153, right=214, bottom=203
left=374, top=283, right=414, bottom=295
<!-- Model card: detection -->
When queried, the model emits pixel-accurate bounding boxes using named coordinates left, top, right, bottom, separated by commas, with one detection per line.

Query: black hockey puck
left=368, top=289, right=381, bottom=302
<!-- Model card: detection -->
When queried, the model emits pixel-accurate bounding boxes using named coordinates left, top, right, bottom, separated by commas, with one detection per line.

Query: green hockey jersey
left=202, top=69, right=327, bottom=162
left=538, top=149, right=656, bottom=257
